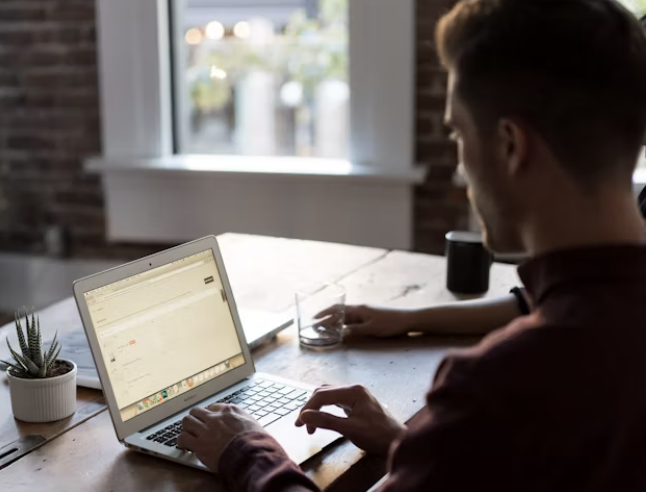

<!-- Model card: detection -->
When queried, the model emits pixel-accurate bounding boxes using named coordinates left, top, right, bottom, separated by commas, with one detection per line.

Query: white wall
left=103, top=171, right=413, bottom=250
left=93, top=0, right=419, bottom=251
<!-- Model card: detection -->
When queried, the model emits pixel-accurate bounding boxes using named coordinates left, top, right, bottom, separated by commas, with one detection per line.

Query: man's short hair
left=436, top=0, right=646, bottom=183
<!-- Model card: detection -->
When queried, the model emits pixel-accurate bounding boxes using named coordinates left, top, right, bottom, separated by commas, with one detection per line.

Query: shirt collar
left=518, top=244, right=646, bottom=307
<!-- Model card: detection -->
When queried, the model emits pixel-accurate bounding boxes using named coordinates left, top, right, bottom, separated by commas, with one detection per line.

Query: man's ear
left=497, top=118, right=528, bottom=177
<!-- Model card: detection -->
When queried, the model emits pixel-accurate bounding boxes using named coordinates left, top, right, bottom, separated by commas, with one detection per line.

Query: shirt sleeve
left=379, top=393, right=509, bottom=491
left=218, top=325, right=528, bottom=492
left=377, top=349, right=524, bottom=492
left=219, top=431, right=321, bottom=492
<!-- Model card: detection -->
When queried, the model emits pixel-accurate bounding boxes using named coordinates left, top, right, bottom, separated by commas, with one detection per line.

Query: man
left=324, top=178, right=644, bottom=339
left=177, top=1, right=646, bottom=490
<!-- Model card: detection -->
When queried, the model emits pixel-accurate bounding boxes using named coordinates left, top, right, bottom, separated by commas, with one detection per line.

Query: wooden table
left=0, top=234, right=519, bottom=492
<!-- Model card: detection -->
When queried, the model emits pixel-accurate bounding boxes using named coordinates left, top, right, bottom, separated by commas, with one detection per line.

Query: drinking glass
left=295, top=284, right=346, bottom=348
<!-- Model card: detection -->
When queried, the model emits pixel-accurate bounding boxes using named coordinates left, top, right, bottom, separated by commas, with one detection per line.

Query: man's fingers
left=206, top=402, right=233, bottom=413
left=299, top=410, right=351, bottom=434
left=189, top=407, right=213, bottom=422
left=316, top=305, right=365, bottom=323
left=301, top=386, right=357, bottom=412
left=296, top=385, right=361, bottom=425
left=313, top=315, right=338, bottom=330
left=336, top=403, right=353, bottom=416
left=177, top=431, right=199, bottom=451
left=315, top=304, right=354, bottom=319
left=182, top=414, right=207, bottom=437
left=315, top=305, right=337, bottom=319
left=344, top=322, right=374, bottom=336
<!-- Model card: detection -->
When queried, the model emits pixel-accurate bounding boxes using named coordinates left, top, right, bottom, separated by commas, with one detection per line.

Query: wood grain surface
left=0, top=298, right=105, bottom=454
left=0, top=235, right=387, bottom=458
left=0, top=235, right=520, bottom=491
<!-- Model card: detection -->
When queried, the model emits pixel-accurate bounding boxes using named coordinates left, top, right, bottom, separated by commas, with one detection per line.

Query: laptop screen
left=83, top=249, right=245, bottom=422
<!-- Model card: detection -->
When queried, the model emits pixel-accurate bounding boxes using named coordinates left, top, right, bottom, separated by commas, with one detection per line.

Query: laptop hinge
left=137, top=376, right=254, bottom=434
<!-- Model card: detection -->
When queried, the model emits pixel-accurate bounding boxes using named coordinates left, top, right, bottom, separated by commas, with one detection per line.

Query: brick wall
left=0, top=0, right=168, bottom=260
left=413, top=0, right=469, bottom=255
left=0, top=0, right=466, bottom=259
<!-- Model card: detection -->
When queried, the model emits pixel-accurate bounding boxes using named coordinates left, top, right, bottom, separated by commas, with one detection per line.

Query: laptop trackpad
left=266, top=406, right=346, bottom=465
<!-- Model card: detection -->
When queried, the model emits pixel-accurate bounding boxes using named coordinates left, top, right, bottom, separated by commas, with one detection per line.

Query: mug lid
left=445, top=231, right=483, bottom=244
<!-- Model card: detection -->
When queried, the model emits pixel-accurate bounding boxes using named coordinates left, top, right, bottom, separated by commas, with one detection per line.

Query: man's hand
left=295, top=385, right=406, bottom=455
left=177, top=404, right=266, bottom=472
left=316, top=305, right=413, bottom=338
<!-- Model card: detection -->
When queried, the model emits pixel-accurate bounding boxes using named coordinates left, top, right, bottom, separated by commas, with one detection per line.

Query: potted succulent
left=0, top=310, right=76, bottom=422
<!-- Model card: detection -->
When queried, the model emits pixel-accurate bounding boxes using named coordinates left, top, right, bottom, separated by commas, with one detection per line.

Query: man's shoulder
left=437, top=313, right=557, bottom=381
left=433, top=313, right=640, bottom=419
left=443, top=310, right=622, bottom=374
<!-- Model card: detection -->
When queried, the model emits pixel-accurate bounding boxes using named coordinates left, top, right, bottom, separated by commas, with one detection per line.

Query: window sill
left=89, top=155, right=422, bottom=249
left=86, top=155, right=426, bottom=185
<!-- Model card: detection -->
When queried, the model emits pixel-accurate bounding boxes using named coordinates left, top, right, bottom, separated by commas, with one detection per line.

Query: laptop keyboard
left=145, top=379, right=312, bottom=447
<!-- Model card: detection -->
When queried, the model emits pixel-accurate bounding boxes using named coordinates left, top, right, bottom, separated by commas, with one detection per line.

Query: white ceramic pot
left=7, top=359, right=77, bottom=423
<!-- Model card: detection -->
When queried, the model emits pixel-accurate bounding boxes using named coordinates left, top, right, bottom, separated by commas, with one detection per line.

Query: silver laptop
left=48, top=307, right=292, bottom=391
left=73, top=236, right=343, bottom=470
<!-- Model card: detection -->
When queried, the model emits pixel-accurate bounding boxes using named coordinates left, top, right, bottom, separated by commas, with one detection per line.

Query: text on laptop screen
left=83, top=249, right=244, bottom=421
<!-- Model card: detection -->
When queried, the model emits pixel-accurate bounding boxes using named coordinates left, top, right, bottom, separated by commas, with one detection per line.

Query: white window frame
left=92, top=0, right=423, bottom=249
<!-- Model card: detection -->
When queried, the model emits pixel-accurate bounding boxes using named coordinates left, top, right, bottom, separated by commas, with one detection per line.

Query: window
left=96, top=0, right=414, bottom=174
left=92, top=0, right=418, bottom=248
left=614, top=0, right=646, bottom=172
left=171, top=0, right=350, bottom=159
left=615, top=0, right=646, bottom=16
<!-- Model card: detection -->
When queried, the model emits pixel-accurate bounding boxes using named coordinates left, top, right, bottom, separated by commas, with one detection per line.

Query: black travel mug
left=445, top=231, right=492, bottom=295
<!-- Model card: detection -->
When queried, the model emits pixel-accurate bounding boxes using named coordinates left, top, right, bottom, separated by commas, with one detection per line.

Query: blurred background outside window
left=173, top=0, right=349, bottom=159
left=616, top=0, right=645, bottom=15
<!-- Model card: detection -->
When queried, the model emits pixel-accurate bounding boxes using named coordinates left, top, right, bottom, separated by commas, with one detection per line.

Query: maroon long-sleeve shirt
left=219, top=245, right=646, bottom=492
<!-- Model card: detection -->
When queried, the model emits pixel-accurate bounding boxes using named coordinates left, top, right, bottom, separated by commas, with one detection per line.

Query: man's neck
left=522, top=188, right=646, bottom=257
